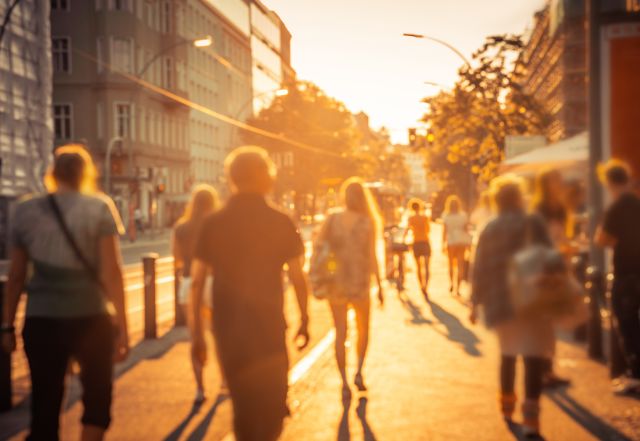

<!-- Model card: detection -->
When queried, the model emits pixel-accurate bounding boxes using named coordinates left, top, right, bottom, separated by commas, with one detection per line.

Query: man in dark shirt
left=190, top=146, right=310, bottom=441
left=596, top=159, right=640, bottom=395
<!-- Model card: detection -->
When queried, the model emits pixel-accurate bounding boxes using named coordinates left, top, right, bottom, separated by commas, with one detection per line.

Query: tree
left=422, top=34, right=550, bottom=208
left=243, top=81, right=360, bottom=209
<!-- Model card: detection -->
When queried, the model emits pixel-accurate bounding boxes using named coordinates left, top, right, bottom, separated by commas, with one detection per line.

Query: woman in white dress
left=442, top=195, right=471, bottom=296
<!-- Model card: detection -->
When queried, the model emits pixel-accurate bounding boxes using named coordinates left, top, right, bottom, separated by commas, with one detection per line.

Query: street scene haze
left=1, top=1, right=640, bottom=440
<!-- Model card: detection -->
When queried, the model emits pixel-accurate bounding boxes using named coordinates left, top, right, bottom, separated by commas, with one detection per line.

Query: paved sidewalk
left=3, top=226, right=639, bottom=440
left=280, top=230, right=640, bottom=441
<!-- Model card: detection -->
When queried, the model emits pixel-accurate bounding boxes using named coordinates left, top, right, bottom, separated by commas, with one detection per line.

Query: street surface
left=2, top=225, right=639, bottom=440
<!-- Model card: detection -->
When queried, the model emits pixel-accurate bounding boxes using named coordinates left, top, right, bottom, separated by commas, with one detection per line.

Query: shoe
left=354, top=373, right=367, bottom=392
left=194, top=389, right=206, bottom=404
left=543, top=373, right=571, bottom=389
left=612, top=377, right=640, bottom=395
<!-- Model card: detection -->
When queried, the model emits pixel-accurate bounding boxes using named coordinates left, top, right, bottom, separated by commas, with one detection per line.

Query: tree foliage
left=423, top=34, right=550, bottom=206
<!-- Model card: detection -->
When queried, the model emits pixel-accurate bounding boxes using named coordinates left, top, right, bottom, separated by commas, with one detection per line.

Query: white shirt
left=443, top=212, right=470, bottom=246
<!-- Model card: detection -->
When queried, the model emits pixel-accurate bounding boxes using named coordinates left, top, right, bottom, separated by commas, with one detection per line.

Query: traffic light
left=426, top=132, right=435, bottom=147
left=156, top=183, right=166, bottom=194
left=408, top=128, right=417, bottom=148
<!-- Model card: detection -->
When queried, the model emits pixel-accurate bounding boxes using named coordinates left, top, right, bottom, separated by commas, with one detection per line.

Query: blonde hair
left=340, top=177, right=382, bottom=237
left=176, top=184, right=219, bottom=226
left=444, top=195, right=462, bottom=215
left=44, top=144, right=98, bottom=193
left=224, top=146, right=276, bottom=194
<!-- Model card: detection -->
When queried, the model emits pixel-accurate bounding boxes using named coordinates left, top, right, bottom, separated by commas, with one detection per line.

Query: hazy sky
left=262, top=0, right=546, bottom=143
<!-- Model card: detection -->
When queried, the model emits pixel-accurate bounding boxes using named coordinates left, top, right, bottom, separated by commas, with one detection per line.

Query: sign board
left=600, top=22, right=640, bottom=176
left=505, top=135, right=547, bottom=160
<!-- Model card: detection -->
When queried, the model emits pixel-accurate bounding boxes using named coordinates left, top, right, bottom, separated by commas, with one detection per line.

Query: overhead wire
left=73, top=47, right=342, bottom=158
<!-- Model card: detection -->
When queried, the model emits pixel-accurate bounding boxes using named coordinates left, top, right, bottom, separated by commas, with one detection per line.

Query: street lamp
left=136, top=35, right=213, bottom=78
left=402, top=33, right=471, bottom=68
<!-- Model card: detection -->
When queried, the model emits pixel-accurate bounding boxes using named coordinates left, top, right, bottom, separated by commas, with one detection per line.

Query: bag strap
left=47, top=194, right=103, bottom=287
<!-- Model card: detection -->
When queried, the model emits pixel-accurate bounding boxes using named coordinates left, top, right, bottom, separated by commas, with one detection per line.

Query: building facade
left=249, top=0, right=288, bottom=114
left=51, top=0, right=192, bottom=229
left=0, top=0, right=53, bottom=262
left=402, top=151, right=429, bottom=198
left=182, top=0, right=253, bottom=189
left=519, top=0, right=588, bottom=143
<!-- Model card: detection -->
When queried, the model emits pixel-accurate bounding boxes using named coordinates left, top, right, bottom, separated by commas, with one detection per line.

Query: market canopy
left=500, top=131, right=588, bottom=178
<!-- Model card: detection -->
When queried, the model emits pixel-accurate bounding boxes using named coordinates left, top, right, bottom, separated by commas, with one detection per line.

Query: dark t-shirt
left=603, top=192, right=640, bottom=277
left=194, top=193, right=304, bottom=366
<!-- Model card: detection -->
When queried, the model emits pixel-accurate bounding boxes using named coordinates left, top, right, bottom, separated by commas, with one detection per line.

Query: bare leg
left=81, top=425, right=105, bottom=441
left=455, top=247, right=465, bottom=295
left=329, top=302, right=349, bottom=388
left=414, top=254, right=424, bottom=288
left=186, top=305, right=206, bottom=399
left=353, top=297, right=371, bottom=391
left=447, top=246, right=454, bottom=292
left=423, top=255, right=431, bottom=294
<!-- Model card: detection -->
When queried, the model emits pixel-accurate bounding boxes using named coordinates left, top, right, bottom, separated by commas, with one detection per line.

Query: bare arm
left=99, top=235, right=129, bottom=360
left=288, top=256, right=310, bottom=349
left=595, top=225, right=617, bottom=248
left=171, top=230, right=184, bottom=276
left=2, top=248, right=28, bottom=330
left=190, top=258, right=207, bottom=342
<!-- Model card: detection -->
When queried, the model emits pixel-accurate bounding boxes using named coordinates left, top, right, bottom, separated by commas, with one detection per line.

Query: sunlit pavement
left=4, top=225, right=640, bottom=440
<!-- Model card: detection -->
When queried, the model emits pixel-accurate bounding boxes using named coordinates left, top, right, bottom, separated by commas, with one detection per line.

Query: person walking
left=442, top=195, right=471, bottom=296
left=403, top=199, right=431, bottom=299
left=1, top=145, right=129, bottom=441
left=316, top=178, right=384, bottom=399
left=532, top=168, right=572, bottom=389
left=596, top=159, right=640, bottom=395
left=189, top=146, right=310, bottom=441
left=172, top=184, right=220, bottom=402
left=470, top=175, right=553, bottom=440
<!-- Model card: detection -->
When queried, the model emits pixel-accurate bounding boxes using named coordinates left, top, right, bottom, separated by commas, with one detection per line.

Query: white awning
left=503, top=131, right=588, bottom=166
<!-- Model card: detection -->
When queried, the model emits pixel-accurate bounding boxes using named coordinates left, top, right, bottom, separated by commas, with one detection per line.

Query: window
left=163, top=57, right=173, bottom=88
left=53, top=104, right=73, bottom=140
left=52, top=37, right=71, bottom=73
left=112, top=37, right=133, bottom=73
left=96, top=102, right=104, bottom=139
left=161, top=1, right=171, bottom=33
left=51, top=0, right=70, bottom=10
left=114, top=103, right=133, bottom=139
left=111, top=0, right=132, bottom=11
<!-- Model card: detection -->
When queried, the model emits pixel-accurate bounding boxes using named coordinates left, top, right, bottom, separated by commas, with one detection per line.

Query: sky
left=262, top=0, right=547, bottom=143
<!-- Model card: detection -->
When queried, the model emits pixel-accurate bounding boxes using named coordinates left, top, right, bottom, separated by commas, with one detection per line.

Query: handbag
left=508, top=216, right=587, bottom=325
left=309, top=214, right=339, bottom=300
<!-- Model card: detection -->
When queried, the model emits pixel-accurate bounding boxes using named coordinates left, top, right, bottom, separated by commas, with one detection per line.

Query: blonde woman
left=442, top=195, right=471, bottom=296
left=317, top=178, right=383, bottom=398
left=1, top=145, right=129, bottom=441
left=172, top=184, right=220, bottom=402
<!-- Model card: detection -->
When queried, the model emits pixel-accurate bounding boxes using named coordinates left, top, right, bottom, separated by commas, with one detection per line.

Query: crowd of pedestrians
left=1, top=142, right=639, bottom=441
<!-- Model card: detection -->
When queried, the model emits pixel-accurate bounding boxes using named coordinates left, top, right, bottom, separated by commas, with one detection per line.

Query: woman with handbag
left=172, top=184, right=220, bottom=402
left=470, top=175, right=553, bottom=440
left=442, top=195, right=471, bottom=296
left=314, top=178, right=383, bottom=399
left=532, top=168, right=573, bottom=389
left=1, top=145, right=129, bottom=441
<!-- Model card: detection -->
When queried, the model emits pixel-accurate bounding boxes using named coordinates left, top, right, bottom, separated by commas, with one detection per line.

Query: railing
left=0, top=256, right=182, bottom=411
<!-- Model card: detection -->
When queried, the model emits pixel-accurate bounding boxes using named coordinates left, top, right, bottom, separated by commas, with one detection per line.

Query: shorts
left=412, top=241, right=431, bottom=258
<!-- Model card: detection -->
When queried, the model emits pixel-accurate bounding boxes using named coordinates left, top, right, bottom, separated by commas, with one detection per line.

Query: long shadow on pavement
left=163, top=400, right=206, bottom=441
left=397, top=292, right=433, bottom=325
left=546, top=388, right=634, bottom=441
left=427, top=301, right=482, bottom=357
left=356, top=397, right=378, bottom=441
left=337, top=396, right=350, bottom=440
left=182, top=394, right=229, bottom=441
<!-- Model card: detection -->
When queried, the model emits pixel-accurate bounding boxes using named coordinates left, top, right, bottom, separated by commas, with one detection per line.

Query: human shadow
left=163, top=400, right=206, bottom=441
left=336, top=393, right=351, bottom=441
left=427, top=301, right=481, bottom=357
left=546, top=388, right=634, bottom=441
left=503, top=419, right=547, bottom=441
left=182, top=394, right=229, bottom=441
left=398, top=292, right=432, bottom=325
left=356, top=397, right=378, bottom=441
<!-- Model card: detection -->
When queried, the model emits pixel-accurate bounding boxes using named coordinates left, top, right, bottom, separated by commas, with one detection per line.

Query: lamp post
left=402, top=33, right=472, bottom=68
left=104, top=136, right=123, bottom=194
